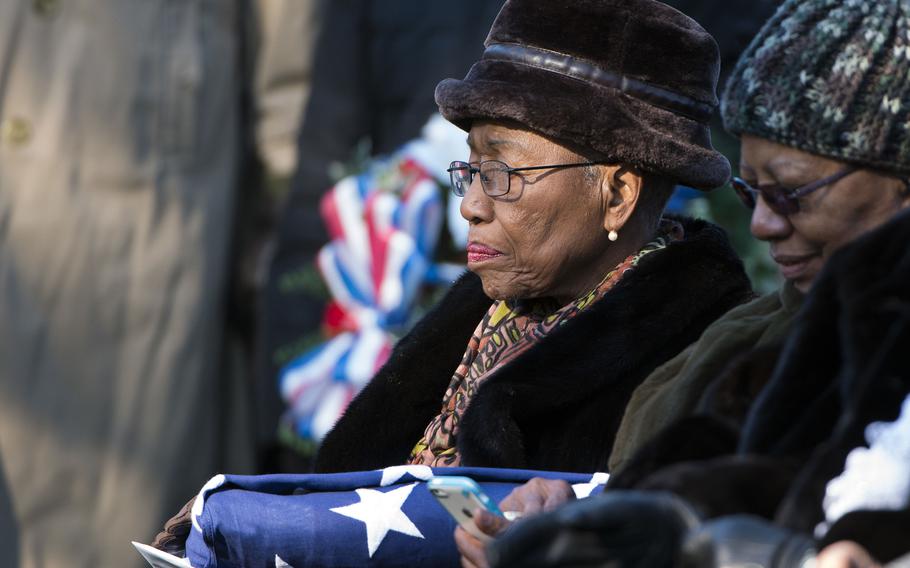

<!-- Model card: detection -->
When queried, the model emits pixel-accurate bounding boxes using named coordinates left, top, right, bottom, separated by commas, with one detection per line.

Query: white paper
left=132, top=542, right=192, bottom=568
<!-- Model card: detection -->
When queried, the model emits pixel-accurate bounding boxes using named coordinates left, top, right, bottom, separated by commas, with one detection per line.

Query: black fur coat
left=315, top=218, right=753, bottom=474
left=611, top=210, right=910, bottom=563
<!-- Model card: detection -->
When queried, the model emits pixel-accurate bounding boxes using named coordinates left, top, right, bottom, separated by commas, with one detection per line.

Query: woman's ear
left=599, top=166, right=644, bottom=234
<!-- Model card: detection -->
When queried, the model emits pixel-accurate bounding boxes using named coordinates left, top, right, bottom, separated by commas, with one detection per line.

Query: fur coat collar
left=315, top=217, right=753, bottom=474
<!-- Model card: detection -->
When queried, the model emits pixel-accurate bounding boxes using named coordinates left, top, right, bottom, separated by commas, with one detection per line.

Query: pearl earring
left=608, top=229, right=619, bottom=242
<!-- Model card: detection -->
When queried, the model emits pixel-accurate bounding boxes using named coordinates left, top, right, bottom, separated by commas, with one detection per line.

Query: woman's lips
left=466, top=242, right=503, bottom=263
left=772, top=252, right=817, bottom=280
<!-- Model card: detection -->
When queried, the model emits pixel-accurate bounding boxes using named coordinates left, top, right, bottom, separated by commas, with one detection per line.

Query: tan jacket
left=0, top=1, right=317, bottom=566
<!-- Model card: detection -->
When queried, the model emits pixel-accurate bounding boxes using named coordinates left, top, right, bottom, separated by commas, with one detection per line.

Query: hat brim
left=436, top=60, right=731, bottom=190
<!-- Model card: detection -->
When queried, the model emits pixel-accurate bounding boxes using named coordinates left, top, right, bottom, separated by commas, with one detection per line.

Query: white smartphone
left=427, top=476, right=504, bottom=542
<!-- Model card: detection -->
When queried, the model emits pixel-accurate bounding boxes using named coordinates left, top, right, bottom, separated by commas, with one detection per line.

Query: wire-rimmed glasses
left=730, top=166, right=858, bottom=215
left=447, top=159, right=605, bottom=197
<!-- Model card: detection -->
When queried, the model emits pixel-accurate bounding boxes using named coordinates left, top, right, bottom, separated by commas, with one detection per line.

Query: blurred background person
left=254, top=0, right=325, bottom=182
left=0, top=0, right=321, bottom=566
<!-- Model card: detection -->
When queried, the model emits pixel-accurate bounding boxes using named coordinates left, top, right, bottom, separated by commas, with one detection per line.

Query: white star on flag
left=330, top=482, right=425, bottom=557
left=379, top=464, right=433, bottom=486
left=275, top=555, right=293, bottom=567
left=572, top=472, right=610, bottom=499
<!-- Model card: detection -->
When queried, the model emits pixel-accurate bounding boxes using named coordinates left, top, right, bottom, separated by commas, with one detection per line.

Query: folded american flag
left=185, top=466, right=607, bottom=567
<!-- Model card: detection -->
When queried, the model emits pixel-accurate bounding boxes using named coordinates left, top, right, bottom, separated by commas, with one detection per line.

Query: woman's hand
left=454, top=511, right=510, bottom=568
left=499, top=477, right=576, bottom=516
left=151, top=495, right=196, bottom=556
left=454, top=478, right=576, bottom=567
left=816, top=541, right=880, bottom=568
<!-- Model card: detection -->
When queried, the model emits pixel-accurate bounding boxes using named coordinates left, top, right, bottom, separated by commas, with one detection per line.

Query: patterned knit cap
left=722, top=0, right=910, bottom=175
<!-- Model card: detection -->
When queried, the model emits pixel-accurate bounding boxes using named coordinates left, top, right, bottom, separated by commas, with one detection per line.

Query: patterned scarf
left=408, top=220, right=684, bottom=466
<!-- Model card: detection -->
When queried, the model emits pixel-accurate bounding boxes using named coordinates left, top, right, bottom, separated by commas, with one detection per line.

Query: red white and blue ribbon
left=280, top=140, right=454, bottom=443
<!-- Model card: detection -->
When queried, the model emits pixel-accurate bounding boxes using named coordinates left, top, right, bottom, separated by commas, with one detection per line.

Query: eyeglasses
left=446, top=160, right=604, bottom=197
left=730, top=166, right=858, bottom=215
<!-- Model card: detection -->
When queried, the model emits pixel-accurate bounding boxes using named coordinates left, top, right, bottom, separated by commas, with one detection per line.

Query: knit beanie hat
left=722, top=0, right=910, bottom=176
left=435, top=0, right=731, bottom=190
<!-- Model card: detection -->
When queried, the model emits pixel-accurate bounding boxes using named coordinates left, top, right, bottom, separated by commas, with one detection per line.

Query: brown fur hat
left=435, top=0, right=731, bottom=189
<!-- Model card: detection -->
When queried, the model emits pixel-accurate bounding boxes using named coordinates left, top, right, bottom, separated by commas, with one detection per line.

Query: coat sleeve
left=819, top=509, right=910, bottom=564
left=314, top=272, right=491, bottom=472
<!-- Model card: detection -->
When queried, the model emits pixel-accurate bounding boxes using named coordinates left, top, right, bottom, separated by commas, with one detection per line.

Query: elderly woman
left=312, top=0, right=753, bottom=476
left=456, top=0, right=910, bottom=565
left=608, top=0, right=910, bottom=470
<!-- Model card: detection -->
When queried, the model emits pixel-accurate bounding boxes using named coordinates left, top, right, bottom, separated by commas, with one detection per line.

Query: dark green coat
left=609, top=283, right=803, bottom=472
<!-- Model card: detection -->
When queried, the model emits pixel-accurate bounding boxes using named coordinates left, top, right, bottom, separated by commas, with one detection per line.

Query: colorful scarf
left=408, top=221, right=684, bottom=466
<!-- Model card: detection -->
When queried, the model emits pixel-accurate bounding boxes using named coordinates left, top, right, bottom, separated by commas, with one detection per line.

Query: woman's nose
left=750, top=195, right=792, bottom=242
left=459, top=175, right=494, bottom=224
